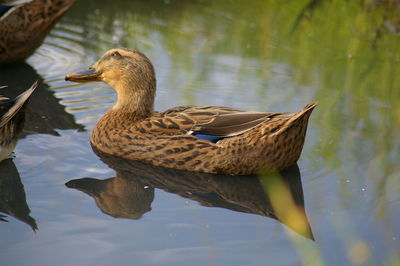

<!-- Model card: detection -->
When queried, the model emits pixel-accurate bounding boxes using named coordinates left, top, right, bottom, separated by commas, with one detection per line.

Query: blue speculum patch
left=194, top=134, right=225, bottom=143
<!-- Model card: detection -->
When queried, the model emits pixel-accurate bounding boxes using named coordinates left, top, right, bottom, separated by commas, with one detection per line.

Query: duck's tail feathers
left=271, top=103, right=317, bottom=137
left=0, top=81, right=38, bottom=128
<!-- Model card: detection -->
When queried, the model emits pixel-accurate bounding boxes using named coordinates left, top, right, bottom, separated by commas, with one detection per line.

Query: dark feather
left=159, top=106, right=284, bottom=138
left=192, top=112, right=281, bottom=137
left=0, top=81, right=37, bottom=128
left=0, top=5, right=12, bottom=17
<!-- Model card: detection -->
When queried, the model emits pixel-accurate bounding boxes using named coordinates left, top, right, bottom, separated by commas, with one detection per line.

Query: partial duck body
left=0, top=0, right=75, bottom=64
left=0, top=82, right=37, bottom=161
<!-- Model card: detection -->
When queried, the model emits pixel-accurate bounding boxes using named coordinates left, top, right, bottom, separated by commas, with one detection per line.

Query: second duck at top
left=65, top=48, right=316, bottom=175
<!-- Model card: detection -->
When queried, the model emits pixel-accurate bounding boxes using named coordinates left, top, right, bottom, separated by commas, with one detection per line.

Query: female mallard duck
left=0, top=0, right=75, bottom=64
left=65, top=48, right=316, bottom=175
left=0, top=81, right=37, bottom=161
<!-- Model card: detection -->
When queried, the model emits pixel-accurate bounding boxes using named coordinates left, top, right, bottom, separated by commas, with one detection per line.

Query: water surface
left=1, top=0, right=400, bottom=265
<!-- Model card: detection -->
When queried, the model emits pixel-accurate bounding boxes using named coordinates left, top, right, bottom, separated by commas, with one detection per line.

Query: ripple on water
left=24, top=18, right=120, bottom=129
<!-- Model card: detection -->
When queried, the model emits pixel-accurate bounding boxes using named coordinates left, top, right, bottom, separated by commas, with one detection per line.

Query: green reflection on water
left=51, top=0, right=400, bottom=264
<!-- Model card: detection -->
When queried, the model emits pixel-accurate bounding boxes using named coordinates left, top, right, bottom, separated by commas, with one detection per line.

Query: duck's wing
left=184, top=107, right=282, bottom=137
left=0, top=0, right=31, bottom=19
left=139, top=106, right=282, bottom=138
left=0, top=0, right=32, bottom=5
left=0, top=81, right=37, bottom=128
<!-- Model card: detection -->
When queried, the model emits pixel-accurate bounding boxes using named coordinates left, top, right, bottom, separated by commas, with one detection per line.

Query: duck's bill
left=65, top=69, right=101, bottom=82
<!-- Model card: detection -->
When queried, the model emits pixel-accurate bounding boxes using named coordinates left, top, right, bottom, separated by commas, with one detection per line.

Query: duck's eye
left=111, top=51, right=121, bottom=58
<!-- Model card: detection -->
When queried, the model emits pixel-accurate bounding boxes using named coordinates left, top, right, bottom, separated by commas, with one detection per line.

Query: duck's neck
left=110, top=78, right=156, bottom=122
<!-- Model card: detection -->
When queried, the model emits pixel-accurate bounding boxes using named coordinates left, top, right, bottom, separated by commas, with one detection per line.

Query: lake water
left=1, top=0, right=400, bottom=265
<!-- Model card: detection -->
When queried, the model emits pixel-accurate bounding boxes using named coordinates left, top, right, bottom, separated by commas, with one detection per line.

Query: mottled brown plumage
left=0, top=81, right=37, bottom=161
left=65, top=48, right=316, bottom=175
left=0, top=0, right=75, bottom=64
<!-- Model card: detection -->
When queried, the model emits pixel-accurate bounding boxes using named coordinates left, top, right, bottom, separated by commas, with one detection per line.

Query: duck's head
left=65, top=48, right=156, bottom=114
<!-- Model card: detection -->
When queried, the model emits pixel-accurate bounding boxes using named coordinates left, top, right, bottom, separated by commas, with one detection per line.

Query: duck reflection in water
left=0, top=63, right=84, bottom=136
left=0, top=63, right=83, bottom=229
left=66, top=150, right=314, bottom=239
left=0, top=159, right=37, bottom=230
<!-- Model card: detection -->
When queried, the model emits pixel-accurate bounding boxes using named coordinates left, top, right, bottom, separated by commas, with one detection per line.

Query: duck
left=0, top=0, right=75, bottom=64
left=65, top=48, right=316, bottom=175
left=0, top=81, right=37, bottom=161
